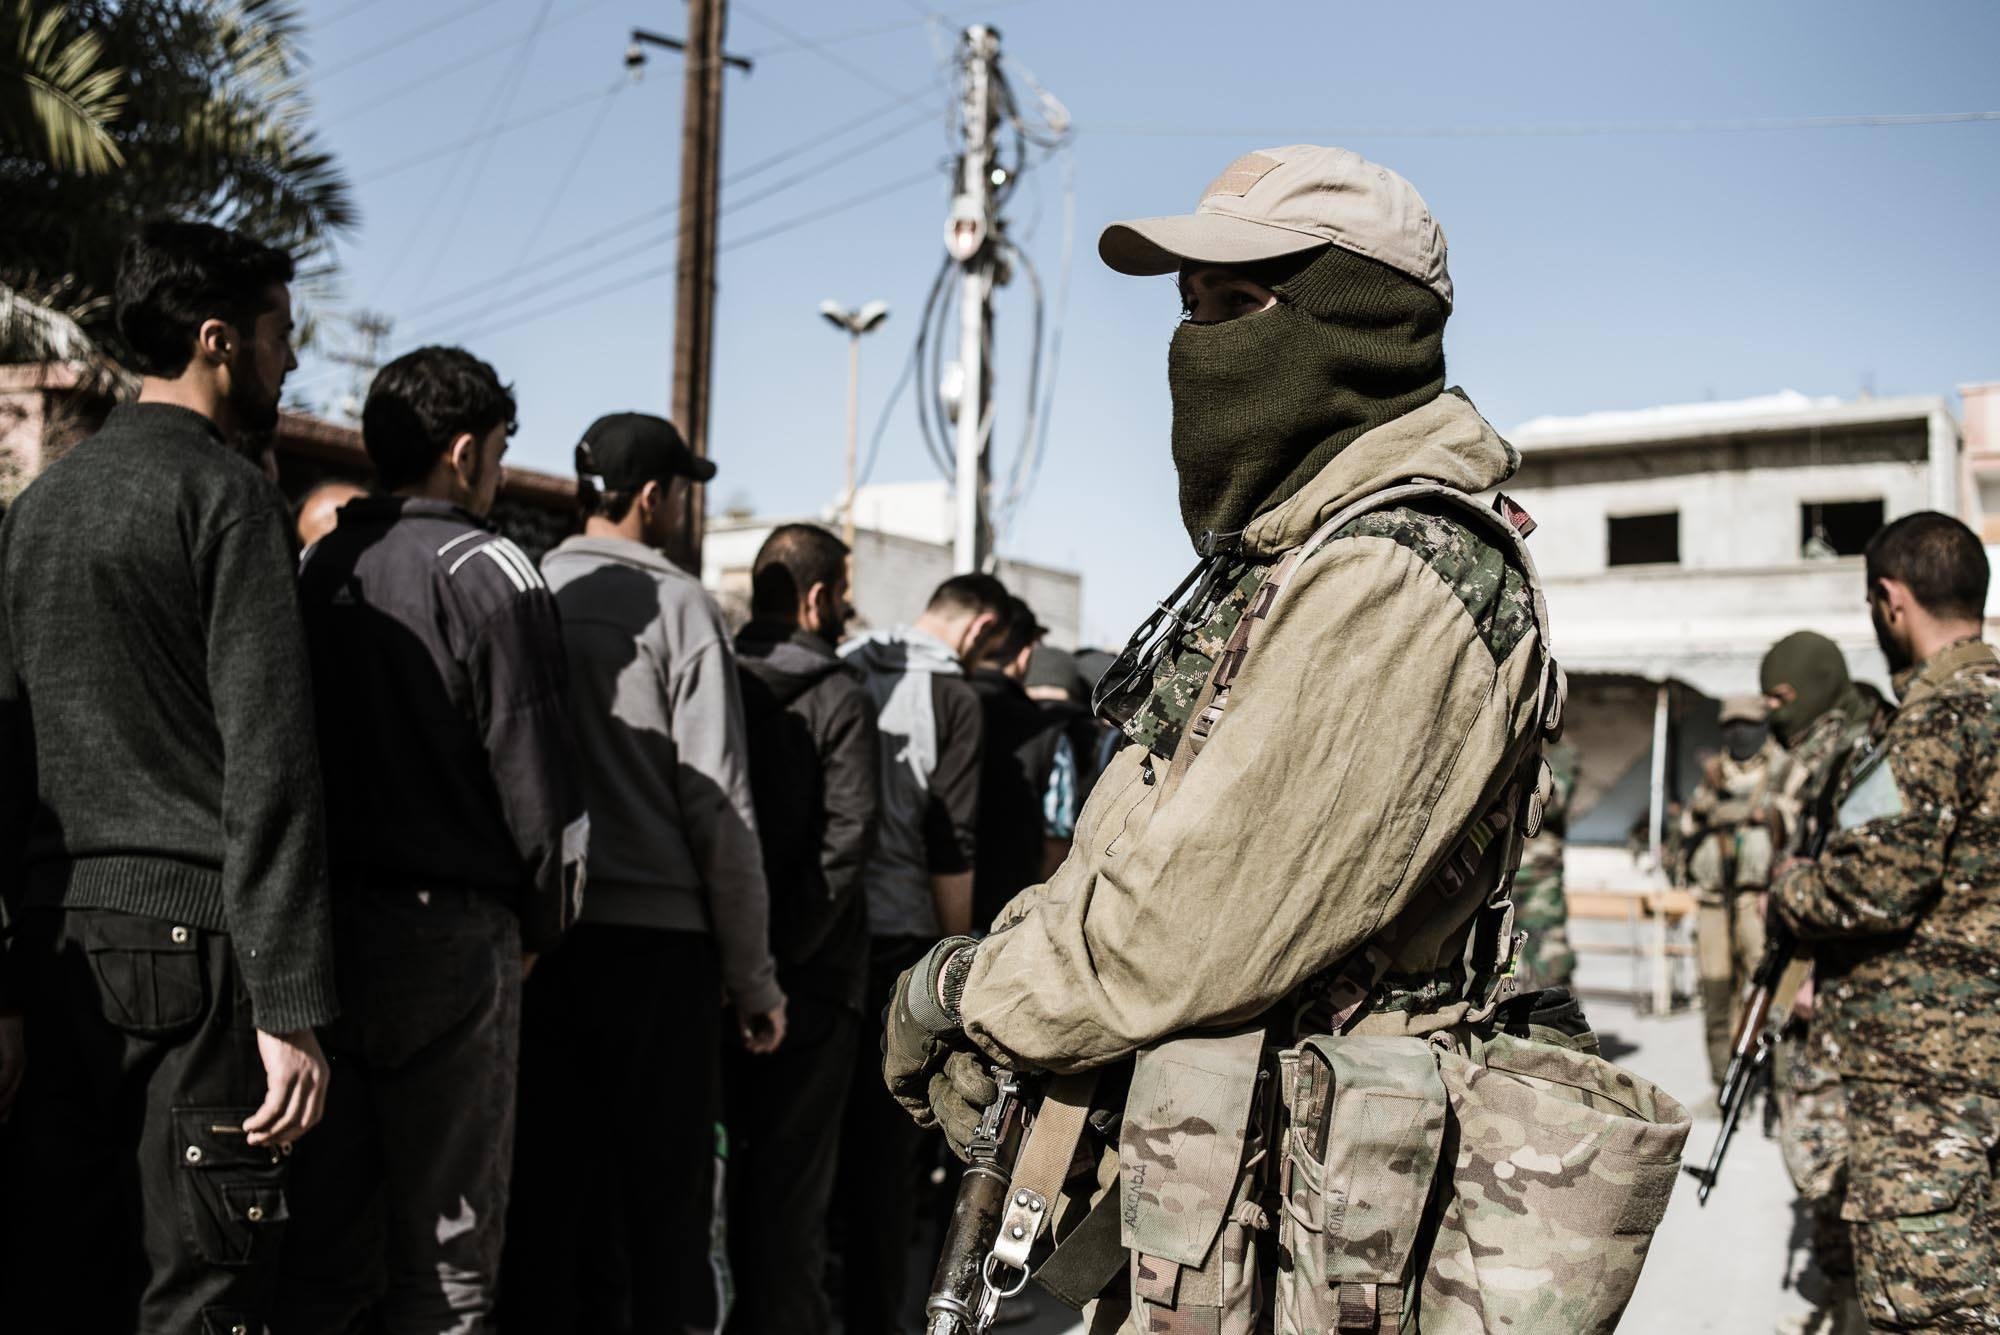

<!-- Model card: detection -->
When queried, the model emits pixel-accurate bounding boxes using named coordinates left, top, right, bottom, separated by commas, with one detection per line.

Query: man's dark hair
left=574, top=449, right=640, bottom=524
left=751, top=524, right=848, bottom=618
left=362, top=346, right=517, bottom=492
left=115, top=221, right=295, bottom=377
left=1865, top=510, right=1989, bottom=621
left=984, top=594, right=1045, bottom=664
left=927, top=572, right=1009, bottom=618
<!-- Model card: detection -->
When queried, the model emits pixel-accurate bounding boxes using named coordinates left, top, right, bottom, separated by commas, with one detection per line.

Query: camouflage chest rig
left=1084, top=482, right=1690, bottom=1335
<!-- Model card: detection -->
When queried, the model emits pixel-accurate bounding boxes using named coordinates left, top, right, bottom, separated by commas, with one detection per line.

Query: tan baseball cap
left=1099, top=144, right=1452, bottom=310
left=1719, top=694, right=1768, bottom=725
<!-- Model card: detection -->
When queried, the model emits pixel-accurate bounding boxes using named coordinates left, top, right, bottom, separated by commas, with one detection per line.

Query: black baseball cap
left=576, top=412, right=717, bottom=489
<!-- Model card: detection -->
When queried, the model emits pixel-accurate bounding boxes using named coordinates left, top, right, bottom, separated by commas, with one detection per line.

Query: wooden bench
left=1563, top=886, right=1698, bottom=1014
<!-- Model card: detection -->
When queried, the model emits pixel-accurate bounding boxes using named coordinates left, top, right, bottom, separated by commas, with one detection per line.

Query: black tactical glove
left=882, top=936, right=977, bottom=1126
left=930, top=1048, right=1000, bottom=1161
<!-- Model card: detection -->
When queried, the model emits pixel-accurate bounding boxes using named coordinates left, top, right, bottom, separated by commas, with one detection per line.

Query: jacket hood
left=1237, top=389, right=1519, bottom=559
left=842, top=626, right=964, bottom=678
left=736, top=623, right=847, bottom=705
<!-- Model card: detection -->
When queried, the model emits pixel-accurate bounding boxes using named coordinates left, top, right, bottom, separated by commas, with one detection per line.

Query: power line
left=1087, top=110, right=2000, bottom=140
left=322, top=0, right=618, bottom=129
left=513, top=81, right=626, bottom=263
left=406, top=99, right=939, bottom=326
left=314, top=0, right=510, bottom=81
left=320, top=0, right=396, bottom=27
left=451, top=169, right=939, bottom=346
left=737, top=0, right=1051, bottom=61
left=734, top=0, right=908, bottom=95
left=353, top=82, right=619, bottom=185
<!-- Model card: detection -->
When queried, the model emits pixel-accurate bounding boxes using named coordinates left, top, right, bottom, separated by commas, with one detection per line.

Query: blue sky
left=290, top=0, right=2000, bottom=644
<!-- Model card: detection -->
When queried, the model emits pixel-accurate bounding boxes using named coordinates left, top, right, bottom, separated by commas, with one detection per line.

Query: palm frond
left=0, top=0, right=125, bottom=174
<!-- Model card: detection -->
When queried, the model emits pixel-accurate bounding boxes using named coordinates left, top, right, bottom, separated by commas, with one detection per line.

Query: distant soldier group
left=1676, top=515, right=1997, bottom=1334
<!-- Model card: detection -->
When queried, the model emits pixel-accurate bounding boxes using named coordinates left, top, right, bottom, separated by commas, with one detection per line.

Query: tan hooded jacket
left=959, top=392, right=1548, bottom=1072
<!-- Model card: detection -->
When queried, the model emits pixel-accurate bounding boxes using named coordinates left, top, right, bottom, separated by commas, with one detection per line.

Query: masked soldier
left=1515, top=740, right=1577, bottom=990
left=880, top=146, right=1686, bottom=1334
left=1681, top=695, right=1790, bottom=1085
left=1774, top=512, right=2000, bottom=1334
left=1761, top=631, right=1893, bottom=1334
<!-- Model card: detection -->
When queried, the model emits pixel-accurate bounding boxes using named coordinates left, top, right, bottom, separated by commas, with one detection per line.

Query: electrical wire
left=511, top=81, right=626, bottom=264
left=737, top=0, right=1052, bottom=61
left=1087, top=110, right=2000, bottom=139
left=734, top=0, right=905, bottom=95
left=313, top=0, right=509, bottom=82
left=449, top=168, right=941, bottom=346
left=409, top=106, right=940, bottom=338
left=354, top=82, right=619, bottom=186
left=400, top=83, right=941, bottom=322
left=320, top=0, right=396, bottom=27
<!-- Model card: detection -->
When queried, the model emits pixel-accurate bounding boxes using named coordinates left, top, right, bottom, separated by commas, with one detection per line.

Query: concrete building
left=703, top=480, right=1085, bottom=647
left=1502, top=389, right=1968, bottom=894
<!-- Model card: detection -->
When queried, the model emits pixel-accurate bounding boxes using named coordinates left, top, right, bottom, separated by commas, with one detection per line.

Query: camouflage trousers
left=1513, top=863, right=1574, bottom=991
left=1695, top=888, right=1765, bottom=1084
left=1843, top=1080, right=2000, bottom=1332
left=1777, top=1020, right=1854, bottom=1290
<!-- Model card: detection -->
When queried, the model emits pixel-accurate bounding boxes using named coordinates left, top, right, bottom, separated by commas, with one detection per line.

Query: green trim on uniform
left=1328, top=501, right=1535, bottom=662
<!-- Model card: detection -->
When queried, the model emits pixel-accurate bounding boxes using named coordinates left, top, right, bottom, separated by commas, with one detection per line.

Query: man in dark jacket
left=0, top=221, right=336, bottom=1333
left=281, top=346, right=587, bottom=1333
left=726, top=523, right=879, bottom=1335
left=966, top=596, right=1062, bottom=928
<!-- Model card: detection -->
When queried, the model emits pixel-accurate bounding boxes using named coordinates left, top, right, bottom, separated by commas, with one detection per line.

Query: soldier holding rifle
left=880, top=146, right=1685, bottom=1333
left=1772, top=512, right=2000, bottom=1334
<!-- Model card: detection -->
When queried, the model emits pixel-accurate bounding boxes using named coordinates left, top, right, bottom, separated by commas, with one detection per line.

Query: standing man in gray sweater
left=502, top=413, right=782, bottom=1334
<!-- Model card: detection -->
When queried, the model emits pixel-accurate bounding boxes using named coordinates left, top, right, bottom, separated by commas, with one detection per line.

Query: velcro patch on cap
left=1200, top=152, right=1281, bottom=203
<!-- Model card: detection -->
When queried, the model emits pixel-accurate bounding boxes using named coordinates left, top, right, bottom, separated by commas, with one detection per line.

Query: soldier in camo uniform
left=877, top=146, right=1681, bottom=1333
left=1680, top=695, right=1791, bottom=1084
left=1762, top=630, right=1894, bottom=1334
left=1775, top=512, right=2000, bottom=1334
left=1515, top=740, right=1577, bottom=989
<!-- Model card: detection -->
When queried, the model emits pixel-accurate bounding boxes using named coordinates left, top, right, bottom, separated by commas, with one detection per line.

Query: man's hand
left=930, top=1049, right=998, bottom=1161
left=0, top=1013, right=24, bottom=1120
left=245, top=1027, right=330, bottom=1148
left=883, top=937, right=977, bottom=1124
left=740, top=996, right=788, bottom=1055
left=1791, top=972, right=1817, bottom=1023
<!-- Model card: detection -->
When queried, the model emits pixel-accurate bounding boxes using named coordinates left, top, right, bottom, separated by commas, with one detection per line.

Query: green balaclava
left=1759, top=631, right=1852, bottom=746
left=1167, top=243, right=1448, bottom=551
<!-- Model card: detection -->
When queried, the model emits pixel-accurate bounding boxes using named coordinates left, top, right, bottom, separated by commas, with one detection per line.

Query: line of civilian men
left=0, top=220, right=1089, bottom=1335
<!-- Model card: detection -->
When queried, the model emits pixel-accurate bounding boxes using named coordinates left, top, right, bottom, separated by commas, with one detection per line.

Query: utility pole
left=945, top=25, right=1001, bottom=574
left=628, top=15, right=751, bottom=573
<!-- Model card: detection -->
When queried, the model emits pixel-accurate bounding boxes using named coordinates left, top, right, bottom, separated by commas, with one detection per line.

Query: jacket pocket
left=172, top=1107, right=291, bottom=1267
left=80, top=911, right=206, bottom=1037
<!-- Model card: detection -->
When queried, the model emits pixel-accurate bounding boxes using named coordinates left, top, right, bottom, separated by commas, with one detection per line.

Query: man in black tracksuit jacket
left=278, top=347, right=585, bottom=1332
left=726, top=524, right=879, bottom=1335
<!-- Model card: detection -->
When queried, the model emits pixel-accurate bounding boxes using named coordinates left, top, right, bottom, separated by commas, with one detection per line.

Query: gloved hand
left=882, top=936, right=977, bottom=1126
left=930, top=1047, right=999, bottom=1161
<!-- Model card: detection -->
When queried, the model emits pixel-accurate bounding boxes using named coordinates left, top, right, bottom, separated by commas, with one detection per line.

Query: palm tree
left=0, top=0, right=356, bottom=363
left=0, top=0, right=124, bottom=176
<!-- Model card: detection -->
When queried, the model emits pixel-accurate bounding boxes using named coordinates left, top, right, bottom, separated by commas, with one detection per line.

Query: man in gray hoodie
left=835, top=573, right=1005, bottom=1333
left=500, top=413, right=782, bottom=1334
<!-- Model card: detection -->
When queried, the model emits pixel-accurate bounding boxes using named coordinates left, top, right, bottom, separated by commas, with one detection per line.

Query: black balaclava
left=1166, top=243, right=1447, bottom=551
left=1760, top=631, right=1854, bottom=747
left=1721, top=720, right=1768, bottom=763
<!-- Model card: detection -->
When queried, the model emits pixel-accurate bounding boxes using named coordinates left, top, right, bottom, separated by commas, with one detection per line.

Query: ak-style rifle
left=925, top=1072, right=1029, bottom=1335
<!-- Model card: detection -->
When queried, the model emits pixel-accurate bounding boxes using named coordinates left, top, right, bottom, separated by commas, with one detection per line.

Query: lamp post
left=818, top=299, right=889, bottom=552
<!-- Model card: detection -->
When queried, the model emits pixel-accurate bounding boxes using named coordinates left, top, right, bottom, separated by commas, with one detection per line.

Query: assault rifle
left=1684, top=754, right=1849, bottom=1204
left=1683, top=922, right=1792, bottom=1204
left=926, top=1072, right=1029, bottom=1335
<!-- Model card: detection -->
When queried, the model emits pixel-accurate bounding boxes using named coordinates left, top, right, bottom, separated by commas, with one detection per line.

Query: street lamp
left=819, top=299, right=889, bottom=555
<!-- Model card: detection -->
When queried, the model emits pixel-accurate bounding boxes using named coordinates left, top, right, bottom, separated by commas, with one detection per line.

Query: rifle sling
left=988, top=1070, right=1100, bottom=1274
left=1033, top=1180, right=1126, bottom=1310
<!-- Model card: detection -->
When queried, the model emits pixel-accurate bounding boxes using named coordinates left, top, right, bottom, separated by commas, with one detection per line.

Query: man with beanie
left=726, top=523, right=879, bottom=1335
left=1760, top=630, right=1892, bottom=1335
left=0, top=220, right=334, bottom=1334
left=836, top=571, right=1002, bottom=1332
left=878, top=148, right=1668, bottom=1329
left=283, top=346, right=588, bottom=1333
left=501, top=413, right=781, bottom=1333
left=1680, top=695, right=1791, bottom=1086
left=1773, top=512, right=2000, bottom=1332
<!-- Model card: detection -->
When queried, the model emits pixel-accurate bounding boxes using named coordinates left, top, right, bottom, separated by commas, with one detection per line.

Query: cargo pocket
left=1423, top=1034, right=1689, bottom=1335
left=1274, top=1036, right=1446, bottom=1335
left=80, top=911, right=206, bottom=1037
left=1120, top=1027, right=1267, bottom=1333
left=173, top=1108, right=291, bottom=1268
left=1842, top=1108, right=1992, bottom=1327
